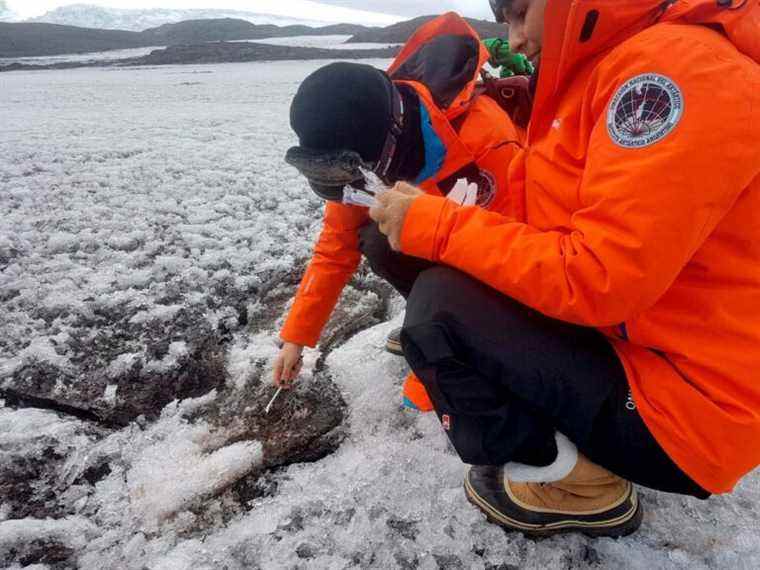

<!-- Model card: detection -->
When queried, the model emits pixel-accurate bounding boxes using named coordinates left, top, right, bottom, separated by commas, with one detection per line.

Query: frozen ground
left=1, top=61, right=759, bottom=569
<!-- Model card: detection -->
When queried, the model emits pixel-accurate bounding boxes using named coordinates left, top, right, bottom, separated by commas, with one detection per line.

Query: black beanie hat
left=290, top=62, right=394, bottom=164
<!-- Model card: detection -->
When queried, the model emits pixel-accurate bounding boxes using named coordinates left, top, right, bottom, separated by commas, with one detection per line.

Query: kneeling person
left=274, top=14, right=526, bottom=413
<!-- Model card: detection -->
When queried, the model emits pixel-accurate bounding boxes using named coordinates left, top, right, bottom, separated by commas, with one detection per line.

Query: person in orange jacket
left=370, top=1, right=760, bottom=537
left=274, top=16, right=528, bottom=411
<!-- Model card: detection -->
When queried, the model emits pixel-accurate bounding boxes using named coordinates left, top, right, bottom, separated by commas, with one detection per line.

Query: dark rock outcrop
left=0, top=263, right=389, bottom=530
left=345, top=15, right=507, bottom=44
left=141, top=19, right=369, bottom=46
left=205, top=368, right=346, bottom=472
left=132, top=42, right=399, bottom=66
left=1, top=307, right=228, bottom=428
left=0, top=411, right=105, bottom=521
left=0, top=18, right=370, bottom=59
left=0, top=21, right=150, bottom=58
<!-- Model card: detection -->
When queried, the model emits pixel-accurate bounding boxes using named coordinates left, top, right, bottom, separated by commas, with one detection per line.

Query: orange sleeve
left=281, top=202, right=368, bottom=347
left=400, top=48, right=759, bottom=326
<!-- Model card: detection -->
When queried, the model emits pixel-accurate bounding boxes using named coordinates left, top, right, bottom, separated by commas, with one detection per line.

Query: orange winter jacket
left=281, top=14, right=523, bottom=348
left=401, top=2, right=760, bottom=493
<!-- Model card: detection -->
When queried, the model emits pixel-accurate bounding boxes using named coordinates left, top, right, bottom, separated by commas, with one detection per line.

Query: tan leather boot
left=465, top=454, right=642, bottom=538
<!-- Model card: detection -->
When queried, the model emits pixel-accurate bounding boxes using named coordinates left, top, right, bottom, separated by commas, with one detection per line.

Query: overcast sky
left=7, top=1, right=494, bottom=20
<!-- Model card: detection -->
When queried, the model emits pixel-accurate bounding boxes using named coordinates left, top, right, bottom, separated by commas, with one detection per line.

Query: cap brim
left=308, top=181, right=345, bottom=203
left=286, top=146, right=368, bottom=184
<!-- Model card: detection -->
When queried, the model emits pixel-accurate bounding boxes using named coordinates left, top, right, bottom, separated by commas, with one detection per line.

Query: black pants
left=358, top=226, right=708, bottom=498
left=401, top=267, right=709, bottom=498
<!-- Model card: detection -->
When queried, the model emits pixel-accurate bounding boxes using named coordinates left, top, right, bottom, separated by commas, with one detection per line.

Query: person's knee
left=412, top=266, right=482, bottom=301
left=413, top=266, right=465, bottom=291
left=405, top=266, right=475, bottom=326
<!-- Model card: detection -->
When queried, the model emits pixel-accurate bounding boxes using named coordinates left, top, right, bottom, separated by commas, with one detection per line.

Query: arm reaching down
left=280, top=202, right=368, bottom=347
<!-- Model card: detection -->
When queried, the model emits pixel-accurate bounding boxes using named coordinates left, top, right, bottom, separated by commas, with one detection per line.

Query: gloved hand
left=483, top=38, right=534, bottom=78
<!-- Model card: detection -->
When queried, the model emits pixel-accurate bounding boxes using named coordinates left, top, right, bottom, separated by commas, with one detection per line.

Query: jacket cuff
left=399, top=194, right=450, bottom=261
left=280, top=318, right=320, bottom=348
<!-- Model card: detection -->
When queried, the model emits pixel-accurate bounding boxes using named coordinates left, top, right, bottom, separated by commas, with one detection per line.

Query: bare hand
left=273, top=342, right=304, bottom=389
left=369, top=182, right=423, bottom=251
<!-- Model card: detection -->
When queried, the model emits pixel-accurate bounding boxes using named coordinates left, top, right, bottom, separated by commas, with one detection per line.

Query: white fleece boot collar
left=503, top=432, right=579, bottom=483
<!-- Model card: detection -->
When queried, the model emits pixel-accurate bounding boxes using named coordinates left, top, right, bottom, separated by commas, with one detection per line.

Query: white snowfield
left=1, top=57, right=759, bottom=569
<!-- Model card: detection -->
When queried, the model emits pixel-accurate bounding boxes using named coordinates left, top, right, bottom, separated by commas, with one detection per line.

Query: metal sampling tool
left=265, top=387, right=284, bottom=415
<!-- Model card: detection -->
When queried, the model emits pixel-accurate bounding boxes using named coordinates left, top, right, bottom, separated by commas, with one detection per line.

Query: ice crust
left=0, top=57, right=758, bottom=569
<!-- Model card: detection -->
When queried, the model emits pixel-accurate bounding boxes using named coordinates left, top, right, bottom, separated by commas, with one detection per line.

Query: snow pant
left=399, top=266, right=710, bottom=499
left=357, top=222, right=710, bottom=499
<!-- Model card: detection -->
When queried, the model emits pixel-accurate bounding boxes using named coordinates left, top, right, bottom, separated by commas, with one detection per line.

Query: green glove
left=482, top=37, right=534, bottom=78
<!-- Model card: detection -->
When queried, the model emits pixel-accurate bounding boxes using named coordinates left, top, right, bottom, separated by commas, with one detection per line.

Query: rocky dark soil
left=134, top=42, right=400, bottom=66
left=0, top=259, right=393, bottom=570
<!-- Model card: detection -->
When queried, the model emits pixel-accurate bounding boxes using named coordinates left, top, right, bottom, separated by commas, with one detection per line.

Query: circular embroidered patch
left=607, top=73, right=683, bottom=149
left=473, top=169, right=496, bottom=208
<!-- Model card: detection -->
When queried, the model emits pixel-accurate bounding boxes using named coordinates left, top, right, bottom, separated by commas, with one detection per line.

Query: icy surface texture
left=0, top=61, right=392, bottom=426
left=0, top=62, right=758, bottom=568
left=138, top=321, right=760, bottom=570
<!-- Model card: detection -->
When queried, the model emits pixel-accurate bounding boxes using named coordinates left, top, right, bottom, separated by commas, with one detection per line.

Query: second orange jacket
left=281, top=15, right=524, bottom=347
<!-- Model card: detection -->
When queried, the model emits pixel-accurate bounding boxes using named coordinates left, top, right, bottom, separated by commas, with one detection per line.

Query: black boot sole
left=464, top=472, right=643, bottom=539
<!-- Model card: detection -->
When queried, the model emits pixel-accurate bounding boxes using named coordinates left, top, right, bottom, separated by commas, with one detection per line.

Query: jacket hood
left=387, top=12, right=492, bottom=120
left=384, top=13, right=496, bottom=186
left=533, top=0, right=759, bottom=134
left=667, top=0, right=760, bottom=62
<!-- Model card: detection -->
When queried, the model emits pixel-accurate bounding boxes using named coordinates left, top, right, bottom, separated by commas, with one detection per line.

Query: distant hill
left=346, top=15, right=506, bottom=43
left=141, top=20, right=368, bottom=46
left=28, top=3, right=398, bottom=31
left=0, top=19, right=370, bottom=59
left=0, top=22, right=151, bottom=58
left=0, top=14, right=499, bottom=61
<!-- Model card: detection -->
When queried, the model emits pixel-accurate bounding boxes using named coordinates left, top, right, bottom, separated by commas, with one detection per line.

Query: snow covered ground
left=1, top=61, right=759, bottom=569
